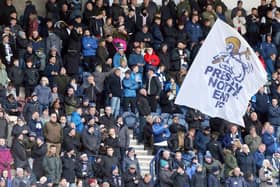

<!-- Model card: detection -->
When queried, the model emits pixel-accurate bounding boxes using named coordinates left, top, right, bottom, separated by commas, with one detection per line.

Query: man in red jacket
left=144, top=45, right=160, bottom=69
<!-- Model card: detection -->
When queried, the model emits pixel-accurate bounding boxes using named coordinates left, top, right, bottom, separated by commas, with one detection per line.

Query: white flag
left=175, top=19, right=267, bottom=127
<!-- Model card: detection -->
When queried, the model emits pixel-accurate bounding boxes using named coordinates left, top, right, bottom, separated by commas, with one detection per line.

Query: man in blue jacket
left=122, top=70, right=138, bottom=113
left=268, top=98, right=280, bottom=138
left=262, top=125, right=277, bottom=158
left=82, top=28, right=98, bottom=71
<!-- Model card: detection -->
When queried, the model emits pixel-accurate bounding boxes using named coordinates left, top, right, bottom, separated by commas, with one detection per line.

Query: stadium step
left=128, top=130, right=154, bottom=176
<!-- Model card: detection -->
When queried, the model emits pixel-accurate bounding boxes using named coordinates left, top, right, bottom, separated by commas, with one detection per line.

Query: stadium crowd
left=1, top=0, right=280, bottom=186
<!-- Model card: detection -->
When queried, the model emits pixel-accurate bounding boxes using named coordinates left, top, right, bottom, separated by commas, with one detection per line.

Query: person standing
left=146, top=68, right=161, bottom=112
left=31, top=136, right=47, bottom=180
left=42, top=145, right=62, bottom=186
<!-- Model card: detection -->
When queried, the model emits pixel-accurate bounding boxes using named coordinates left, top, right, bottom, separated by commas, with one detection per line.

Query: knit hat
left=37, top=136, right=44, bottom=142
left=111, top=165, right=118, bottom=171
left=211, top=166, right=219, bottom=173
left=160, top=159, right=169, bottom=168
left=204, top=151, right=212, bottom=159
left=88, top=178, right=96, bottom=185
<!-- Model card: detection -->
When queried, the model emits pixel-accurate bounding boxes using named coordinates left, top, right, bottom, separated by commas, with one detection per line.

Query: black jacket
left=136, top=94, right=151, bottom=116
left=31, top=143, right=48, bottom=179
left=236, top=152, right=256, bottom=176
left=8, top=65, right=23, bottom=86
left=62, top=134, right=81, bottom=153
left=23, top=99, right=40, bottom=122
left=207, top=139, right=224, bottom=163
left=61, top=154, right=76, bottom=183
left=81, top=129, right=100, bottom=156
left=123, top=171, right=142, bottom=187
left=23, top=67, right=40, bottom=86
left=146, top=76, right=161, bottom=96
left=105, top=136, right=121, bottom=160
left=0, top=118, right=8, bottom=139
left=172, top=171, right=190, bottom=187
left=106, top=73, right=122, bottom=97
left=101, top=154, right=120, bottom=178
left=99, top=114, right=115, bottom=129
left=11, top=139, right=29, bottom=169
left=83, top=84, right=98, bottom=103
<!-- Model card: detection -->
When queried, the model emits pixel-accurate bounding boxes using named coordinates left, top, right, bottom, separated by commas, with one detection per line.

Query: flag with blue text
left=175, top=19, right=267, bottom=127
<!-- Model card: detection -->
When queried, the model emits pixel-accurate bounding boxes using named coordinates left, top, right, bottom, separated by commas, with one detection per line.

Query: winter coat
left=28, top=119, right=43, bottom=137
left=115, top=124, right=130, bottom=149
left=236, top=152, right=256, bottom=176
left=224, top=150, right=238, bottom=178
left=8, top=66, right=23, bottom=86
left=83, top=84, right=98, bottom=103
left=123, top=171, right=142, bottom=187
left=233, top=16, right=247, bottom=35
left=0, top=118, right=8, bottom=139
left=151, top=23, right=164, bottom=49
left=207, top=140, right=224, bottom=163
left=159, top=168, right=174, bottom=187
left=207, top=174, right=222, bottom=187
left=172, top=171, right=190, bottom=187
left=0, top=146, right=13, bottom=178
left=223, top=132, right=243, bottom=148
left=81, top=129, right=100, bottom=156
left=122, top=77, right=138, bottom=98
left=128, top=52, right=145, bottom=71
left=23, top=67, right=39, bottom=86
left=144, top=52, right=160, bottom=68
left=71, top=111, right=84, bottom=133
left=64, top=52, right=80, bottom=75
left=152, top=123, right=170, bottom=143
left=254, top=150, right=265, bottom=169
left=185, top=20, right=203, bottom=43
left=225, top=175, right=247, bottom=187
left=82, top=36, right=98, bottom=57
left=54, top=75, right=70, bottom=95
left=122, top=155, right=141, bottom=173
left=136, top=94, right=151, bottom=116
left=268, top=105, right=280, bottom=126
left=11, top=124, right=30, bottom=138
left=162, top=25, right=177, bottom=49
left=43, top=121, right=63, bottom=144
left=191, top=172, right=207, bottom=187
left=244, top=134, right=262, bottom=153
left=105, top=136, right=121, bottom=160
left=251, top=92, right=270, bottom=114
left=158, top=50, right=170, bottom=71
left=34, top=85, right=52, bottom=106
left=106, top=73, right=122, bottom=97
left=101, top=154, right=120, bottom=178
left=11, top=139, right=28, bottom=169
left=0, top=65, right=9, bottom=87
left=113, top=52, right=126, bottom=68
left=194, top=130, right=210, bottom=153
left=42, top=155, right=62, bottom=184
left=23, top=99, right=40, bottom=122
left=135, top=31, right=154, bottom=44
left=46, top=32, right=62, bottom=55
left=31, top=143, right=48, bottom=179
left=262, top=132, right=277, bottom=156
left=61, top=154, right=76, bottom=183
left=260, top=41, right=278, bottom=60
left=64, top=95, right=79, bottom=116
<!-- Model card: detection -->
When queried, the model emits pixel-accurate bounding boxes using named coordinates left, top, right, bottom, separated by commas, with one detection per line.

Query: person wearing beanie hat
left=204, top=150, right=223, bottom=180
left=207, top=166, right=222, bottom=187
left=158, top=159, right=174, bottom=187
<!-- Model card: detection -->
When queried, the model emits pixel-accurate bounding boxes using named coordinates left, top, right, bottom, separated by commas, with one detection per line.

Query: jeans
left=111, top=97, right=120, bottom=118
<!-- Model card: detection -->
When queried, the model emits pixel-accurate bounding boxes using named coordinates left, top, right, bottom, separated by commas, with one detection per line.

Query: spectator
left=101, top=146, right=120, bottom=179
left=122, top=70, right=138, bottom=113
left=115, top=116, right=130, bottom=161
left=225, top=167, right=247, bottom=187
left=42, top=145, right=62, bottom=185
left=259, top=159, right=277, bottom=187
left=194, top=127, right=211, bottom=163
left=0, top=110, right=9, bottom=139
left=144, top=45, right=160, bottom=69
left=233, top=10, right=247, bottom=36
left=172, top=165, right=191, bottom=187
left=138, top=173, right=154, bottom=187
left=82, top=28, right=98, bottom=72
left=34, top=77, right=53, bottom=114
left=207, top=132, right=224, bottom=163
left=223, top=125, right=243, bottom=148
left=236, top=144, right=256, bottom=176
left=123, top=163, right=142, bottom=187
left=146, top=68, right=161, bottom=112
left=185, top=13, right=202, bottom=45
left=106, top=68, right=122, bottom=118
left=207, top=166, right=222, bottom=187
left=158, top=159, right=173, bottom=187
left=31, top=136, right=47, bottom=180
left=11, top=133, right=29, bottom=169
left=108, top=165, right=123, bottom=187
left=224, top=148, right=238, bottom=178
left=0, top=138, right=13, bottom=178
left=251, top=86, right=270, bottom=123
left=254, top=143, right=266, bottom=170
left=191, top=165, right=207, bottom=187
left=75, top=153, right=93, bottom=181
left=262, top=125, right=278, bottom=158
left=43, top=112, right=63, bottom=156
left=123, top=148, right=141, bottom=174
left=245, top=126, right=262, bottom=153
left=28, top=111, right=43, bottom=137
left=231, top=0, right=247, bottom=20
left=11, top=168, right=30, bottom=187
